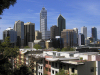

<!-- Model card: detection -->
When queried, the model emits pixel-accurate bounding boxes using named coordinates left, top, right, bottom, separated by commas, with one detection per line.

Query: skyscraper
left=61, top=29, right=77, bottom=47
left=13, top=20, right=24, bottom=48
left=35, top=30, right=42, bottom=40
left=73, top=28, right=78, bottom=44
left=50, top=25, right=59, bottom=39
left=78, top=33, right=85, bottom=46
left=3, top=27, right=17, bottom=47
left=24, top=22, right=35, bottom=46
left=81, top=26, right=87, bottom=39
left=40, top=7, right=50, bottom=40
left=57, top=14, right=66, bottom=36
left=92, top=27, right=97, bottom=41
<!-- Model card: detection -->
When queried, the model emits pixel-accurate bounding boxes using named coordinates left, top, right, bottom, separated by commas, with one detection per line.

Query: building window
left=49, top=68, right=51, bottom=72
left=55, top=71, right=58, bottom=74
left=52, top=62, right=54, bottom=67
left=90, top=67, right=94, bottom=72
left=41, top=73, right=42, bottom=75
left=72, top=68, right=75, bottom=73
left=32, top=69, right=34, bottom=73
left=39, top=66, right=40, bottom=69
left=70, top=54, right=74, bottom=57
left=52, top=70, right=54, bottom=74
left=55, top=63, right=57, bottom=68
left=39, top=72, right=40, bottom=75
left=41, top=66, right=42, bottom=69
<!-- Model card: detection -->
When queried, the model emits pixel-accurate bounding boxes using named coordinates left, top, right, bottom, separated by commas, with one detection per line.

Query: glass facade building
left=61, top=29, right=77, bottom=47
left=92, top=27, right=97, bottom=41
left=81, top=26, right=87, bottom=39
left=3, top=27, right=17, bottom=47
left=24, top=22, right=35, bottom=46
left=50, top=25, right=59, bottom=39
left=57, top=14, right=66, bottom=36
left=13, top=20, right=24, bottom=48
left=78, top=33, right=85, bottom=46
left=40, top=7, right=50, bottom=40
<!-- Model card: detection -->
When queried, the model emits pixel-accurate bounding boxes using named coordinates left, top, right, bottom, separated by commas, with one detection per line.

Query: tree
left=57, top=48, right=61, bottom=51
left=13, top=65, right=32, bottom=75
left=56, top=69, right=67, bottom=75
left=61, top=46, right=75, bottom=51
left=24, top=46, right=30, bottom=48
left=71, top=73, right=77, bottom=75
left=0, top=0, right=17, bottom=15
left=1, top=37, right=19, bottom=58
left=0, top=37, right=19, bottom=75
left=33, top=44, right=42, bottom=50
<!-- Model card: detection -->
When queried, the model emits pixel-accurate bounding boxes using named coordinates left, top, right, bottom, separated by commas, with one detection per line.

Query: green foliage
left=24, top=46, right=30, bottom=48
left=53, top=49, right=57, bottom=51
left=56, top=69, right=67, bottom=75
left=2, top=37, right=11, bottom=47
left=0, top=57, right=13, bottom=75
left=3, top=46, right=19, bottom=58
left=80, top=57, right=83, bottom=60
left=71, top=73, right=77, bottom=75
left=33, top=44, right=42, bottom=50
left=57, top=48, right=61, bottom=51
left=0, top=37, right=19, bottom=75
left=13, top=65, right=32, bottom=75
left=61, top=46, right=75, bottom=51
left=53, top=48, right=61, bottom=51
left=0, top=37, right=19, bottom=58
left=0, top=0, right=17, bottom=15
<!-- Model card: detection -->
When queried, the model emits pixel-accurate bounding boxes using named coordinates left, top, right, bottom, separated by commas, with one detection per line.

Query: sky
left=0, top=0, right=100, bottom=39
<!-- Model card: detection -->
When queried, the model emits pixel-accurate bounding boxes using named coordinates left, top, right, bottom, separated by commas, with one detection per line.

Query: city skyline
left=1, top=0, right=100, bottom=39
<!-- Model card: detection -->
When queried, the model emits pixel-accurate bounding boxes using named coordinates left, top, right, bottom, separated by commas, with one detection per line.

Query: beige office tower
left=61, top=29, right=77, bottom=47
left=35, top=31, right=42, bottom=40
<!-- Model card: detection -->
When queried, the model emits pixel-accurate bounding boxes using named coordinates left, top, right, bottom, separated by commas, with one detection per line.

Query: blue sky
left=0, top=0, right=100, bottom=39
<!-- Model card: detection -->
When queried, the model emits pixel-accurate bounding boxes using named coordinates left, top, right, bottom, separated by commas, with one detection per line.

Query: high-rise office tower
left=3, top=27, right=17, bottom=46
left=81, top=26, right=87, bottom=39
left=51, top=36, right=64, bottom=49
left=40, top=7, right=50, bottom=40
left=35, top=30, right=42, bottom=40
left=61, top=29, right=77, bottom=47
left=24, top=22, right=35, bottom=46
left=78, top=33, right=85, bottom=46
left=57, top=14, right=66, bottom=36
left=13, top=20, right=24, bottom=48
left=73, top=28, right=78, bottom=37
left=50, top=25, right=59, bottom=39
left=92, top=27, right=97, bottom=41
left=73, top=28, right=78, bottom=44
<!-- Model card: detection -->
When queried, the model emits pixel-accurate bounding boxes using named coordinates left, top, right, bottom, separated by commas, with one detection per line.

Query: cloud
left=27, top=9, right=34, bottom=12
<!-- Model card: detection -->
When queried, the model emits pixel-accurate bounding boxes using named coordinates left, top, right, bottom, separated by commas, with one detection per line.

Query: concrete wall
left=77, top=61, right=96, bottom=75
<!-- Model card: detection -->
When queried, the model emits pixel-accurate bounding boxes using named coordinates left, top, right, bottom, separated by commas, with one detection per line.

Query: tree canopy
left=0, top=37, right=32, bottom=75
left=0, top=0, right=17, bottom=15
left=56, top=69, right=67, bottom=75
left=61, top=46, right=75, bottom=51
left=24, top=46, right=30, bottom=48
left=13, top=65, right=32, bottom=75
left=33, top=44, right=42, bottom=50
left=0, top=37, right=19, bottom=58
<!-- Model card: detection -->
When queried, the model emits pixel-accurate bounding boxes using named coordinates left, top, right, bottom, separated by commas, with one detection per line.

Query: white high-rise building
left=81, top=26, right=87, bottom=40
left=40, top=7, right=50, bottom=40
